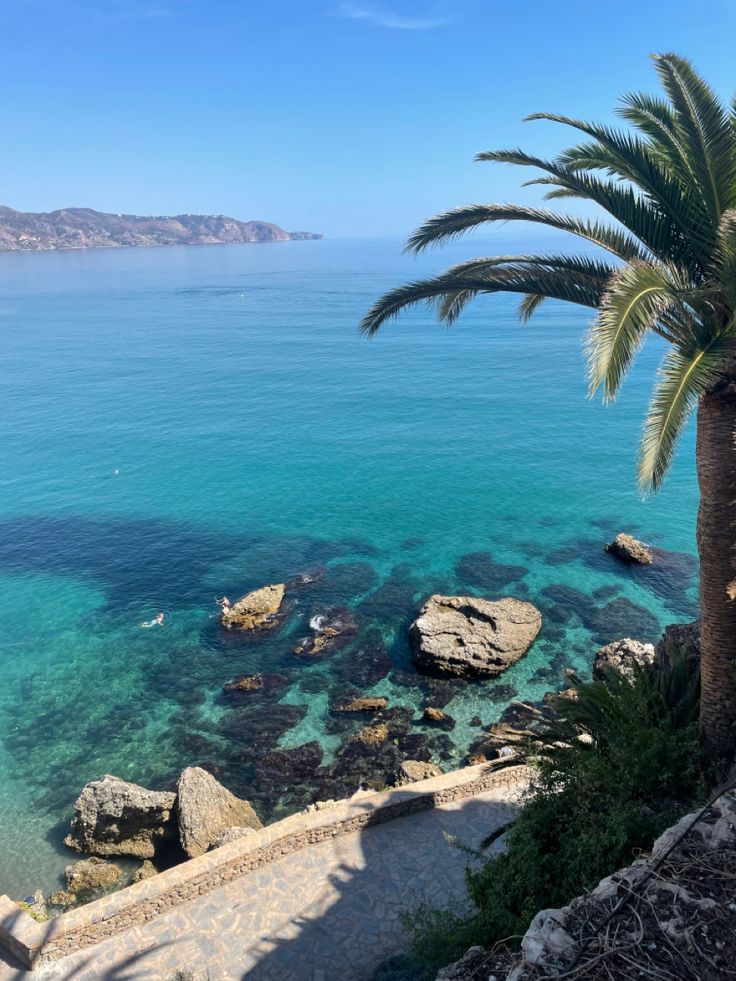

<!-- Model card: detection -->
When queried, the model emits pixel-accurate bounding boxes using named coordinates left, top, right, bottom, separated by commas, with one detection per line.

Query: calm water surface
left=0, top=237, right=699, bottom=897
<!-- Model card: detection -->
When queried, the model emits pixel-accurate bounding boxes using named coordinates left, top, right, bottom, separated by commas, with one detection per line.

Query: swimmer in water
left=141, top=612, right=165, bottom=628
left=216, top=596, right=231, bottom=611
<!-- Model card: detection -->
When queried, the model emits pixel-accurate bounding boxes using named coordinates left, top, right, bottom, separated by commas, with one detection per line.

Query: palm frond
left=405, top=203, right=645, bottom=261
left=587, top=261, right=683, bottom=400
left=653, top=53, right=735, bottom=221
left=639, top=331, right=734, bottom=491
left=359, top=259, right=607, bottom=336
left=713, top=209, right=736, bottom=306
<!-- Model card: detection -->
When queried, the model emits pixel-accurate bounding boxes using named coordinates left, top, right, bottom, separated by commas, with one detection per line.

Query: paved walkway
left=1, top=788, right=518, bottom=981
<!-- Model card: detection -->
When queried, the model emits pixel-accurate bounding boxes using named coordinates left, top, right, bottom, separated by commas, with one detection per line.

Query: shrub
left=403, top=656, right=706, bottom=970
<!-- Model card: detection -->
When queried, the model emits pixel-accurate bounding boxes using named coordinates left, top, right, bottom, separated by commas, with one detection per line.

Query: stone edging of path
left=0, top=761, right=530, bottom=970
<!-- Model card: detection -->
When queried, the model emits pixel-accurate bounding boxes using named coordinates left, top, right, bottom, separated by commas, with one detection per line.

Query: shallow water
left=0, top=237, right=698, bottom=898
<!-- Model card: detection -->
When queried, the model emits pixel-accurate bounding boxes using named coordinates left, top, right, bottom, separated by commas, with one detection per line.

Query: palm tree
left=361, top=54, right=736, bottom=759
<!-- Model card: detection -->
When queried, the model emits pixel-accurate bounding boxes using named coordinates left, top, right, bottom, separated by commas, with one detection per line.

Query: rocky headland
left=0, top=206, right=322, bottom=251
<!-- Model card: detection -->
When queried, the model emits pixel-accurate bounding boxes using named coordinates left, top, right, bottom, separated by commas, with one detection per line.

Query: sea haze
left=0, top=236, right=699, bottom=897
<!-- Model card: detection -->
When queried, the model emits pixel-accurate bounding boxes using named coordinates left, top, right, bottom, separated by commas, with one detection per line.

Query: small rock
left=223, top=674, right=263, bottom=693
left=604, top=533, right=652, bottom=565
left=209, top=826, right=257, bottom=849
left=220, top=583, right=285, bottom=631
left=65, top=857, right=123, bottom=895
left=354, top=722, right=389, bottom=746
left=398, top=760, right=443, bottom=783
left=48, top=890, right=76, bottom=909
left=131, top=860, right=158, bottom=883
left=332, top=696, right=389, bottom=713
left=177, top=766, right=263, bottom=858
left=593, top=638, right=655, bottom=680
left=423, top=706, right=456, bottom=730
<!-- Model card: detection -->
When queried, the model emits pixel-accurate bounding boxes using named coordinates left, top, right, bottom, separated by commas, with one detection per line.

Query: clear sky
left=2, top=0, right=736, bottom=237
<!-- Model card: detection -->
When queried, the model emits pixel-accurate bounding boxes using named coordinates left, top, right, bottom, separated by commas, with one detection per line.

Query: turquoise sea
left=0, top=236, right=699, bottom=899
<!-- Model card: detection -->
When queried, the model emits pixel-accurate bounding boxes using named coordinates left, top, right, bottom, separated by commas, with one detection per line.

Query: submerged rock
left=422, top=706, right=456, bottom=730
left=410, top=595, right=542, bottom=678
left=65, top=857, right=123, bottom=895
left=353, top=722, right=390, bottom=746
left=398, top=760, right=443, bottom=784
left=293, top=606, right=358, bottom=657
left=47, top=890, right=76, bottom=909
left=64, top=775, right=177, bottom=859
left=332, top=696, right=389, bottom=713
left=176, top=766, right=262, bottom=858
left=605, top=533, right=652, bottom=565
left=593, top=638, right=656, bottom=680
left=220, top=583, right=285, bottom=631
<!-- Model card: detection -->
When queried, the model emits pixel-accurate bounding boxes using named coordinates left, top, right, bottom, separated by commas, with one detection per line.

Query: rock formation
left=0, top=205, right=322, bottom=251
left=332, top=696, right=388, bottom=713
left=604, top=532, right=653, bottom=564
left=656, top=619, right=701, bottom=667
left=593, top=637, right=656, bottom=680
left=398, top=760, right=443, bottom=783
left=65, top=857, right=123, bottom=894
left=176, top=766, right=262, bottom=858
left=410, top=595, right=542, bottom=678
left=64, top=775, right=177, bottom=858
left=131, top=860, right=158, bottom=883
left=220, top=583, right=285, bottom=631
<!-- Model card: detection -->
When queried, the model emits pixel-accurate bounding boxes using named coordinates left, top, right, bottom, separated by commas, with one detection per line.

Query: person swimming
left=141, top=612, right=165, bottom=628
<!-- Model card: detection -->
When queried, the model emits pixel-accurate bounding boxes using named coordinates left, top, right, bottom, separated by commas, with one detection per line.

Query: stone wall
left=0, top=762, right=530, bottom=970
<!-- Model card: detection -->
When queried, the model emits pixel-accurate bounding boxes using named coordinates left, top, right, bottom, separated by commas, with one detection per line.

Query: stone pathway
left=0, top=788, right=518, bottom=981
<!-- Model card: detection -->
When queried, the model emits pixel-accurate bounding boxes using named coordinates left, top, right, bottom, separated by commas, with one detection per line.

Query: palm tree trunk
left=697, top=386, right=736, bottom=759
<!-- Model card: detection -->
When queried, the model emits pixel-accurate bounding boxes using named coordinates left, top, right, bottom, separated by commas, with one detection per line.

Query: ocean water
left=0, top=236, right=699, bottom=899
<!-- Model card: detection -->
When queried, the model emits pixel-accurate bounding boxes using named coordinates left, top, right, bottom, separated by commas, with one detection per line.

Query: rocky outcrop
left=656, top=619, right=701, bottom=667
left=294, top=607, right=358, bottom=657
left=604, top=532, right=652, bottom=564
left=398, top=760, right=443, bottom=784
left=332, top=696, right=388, bottom=713
left=65, top=857, right=123, bottom=895
left=423, top=707, right=456, bottom=730
left=64, top=775, right=177, bottom=858
left=220, top=583, right=285, bottom=631
left=0, top=205, right=322, bottom=252
left=131, top=860, right=158, bottom=883
left=410, top=595, right=542, bottom=678
left=593, top=637, right=655, bottom=680
left=176, top=767, right=262, bottom=858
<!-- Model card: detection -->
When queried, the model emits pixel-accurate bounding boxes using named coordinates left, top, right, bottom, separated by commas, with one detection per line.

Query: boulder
left=604, top=533, right=652, bottom=565
left=423, top=706, right=456, bottom=730
left=223, top=674, right=263, bottom=693
left=353, top=722, right=389, bottom=746
left=593, top=638, right=656, bottom=680
left=65, top=857, right=123, bottom=895
left=333, top=696, right=389, bottom=713
left=398, top=760, right=443, bottom=783
left=47, top=890, right=76, bottom=909
left=220, top=583, right=285, bottom=631
left=410, top=595, right=542, bottom=679
left=656, top=619, right=701, bottom=667
left=64, top=775, right=176, bottom=858
left=210, top=826, right=257, bottom=850
left=131, top=860, right=158, bottom=883
left=176, top=766, right=262, bottom=858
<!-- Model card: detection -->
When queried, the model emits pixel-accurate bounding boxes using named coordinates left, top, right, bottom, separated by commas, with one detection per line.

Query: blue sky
left=2, top=0, right=736, bottom=236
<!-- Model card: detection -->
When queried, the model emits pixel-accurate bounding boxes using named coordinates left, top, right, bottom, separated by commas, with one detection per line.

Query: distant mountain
left=0, top=206, right=322, bottom=252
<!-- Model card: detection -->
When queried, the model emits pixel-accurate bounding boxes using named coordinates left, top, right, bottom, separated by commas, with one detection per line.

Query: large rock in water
left=604, top=533, right=652, bottom=565
left=64, top=775, right=176, bottom=858
left=176, top=767, right=262, bottom=858
left=410, top=595, right=542, bottom=678
left=221, top=583, right=285, bottom=631
left=593, top=638, right=655, bottom=680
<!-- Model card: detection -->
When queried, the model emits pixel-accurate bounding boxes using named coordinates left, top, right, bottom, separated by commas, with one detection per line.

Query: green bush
left=403, top=656, right=706, bottom=970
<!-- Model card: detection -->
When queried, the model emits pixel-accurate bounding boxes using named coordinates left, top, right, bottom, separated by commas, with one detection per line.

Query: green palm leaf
left=588, top=261, right=684, bottom=400
left=639, top=331, right=734, bottom=491
left=405, top=203, right=645, bottom=261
